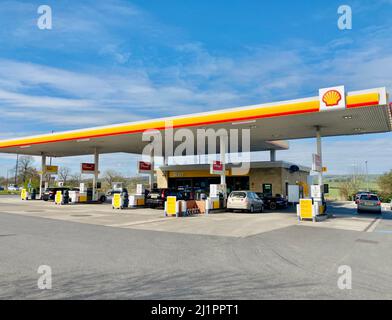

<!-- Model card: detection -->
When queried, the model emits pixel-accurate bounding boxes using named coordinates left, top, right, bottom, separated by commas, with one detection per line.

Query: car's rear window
left=360, top=195, right=379, bottom=201
left=230, top=192, right=247, bottom=198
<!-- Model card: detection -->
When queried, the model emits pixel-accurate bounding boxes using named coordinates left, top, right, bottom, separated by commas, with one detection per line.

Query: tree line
left=0, top=156, right=149, bottom=192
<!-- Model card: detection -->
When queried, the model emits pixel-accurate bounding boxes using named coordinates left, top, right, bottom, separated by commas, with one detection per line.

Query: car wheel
left=270, top=202, right=277, bottom=210
left=100, top=195, right=107, bottom=203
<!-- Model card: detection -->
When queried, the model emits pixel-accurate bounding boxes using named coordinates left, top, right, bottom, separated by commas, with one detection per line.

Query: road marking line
left=365, top=217, right=382, bottom=233
left=107, top=218, right=168, bottom=227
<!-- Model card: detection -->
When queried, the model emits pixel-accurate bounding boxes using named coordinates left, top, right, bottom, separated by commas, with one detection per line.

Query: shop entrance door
left=262, top=183, right=272, bottom=196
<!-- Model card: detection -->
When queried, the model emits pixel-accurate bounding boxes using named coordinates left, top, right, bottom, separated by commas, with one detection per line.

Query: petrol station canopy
left=0, top=86, right=390, bottom=157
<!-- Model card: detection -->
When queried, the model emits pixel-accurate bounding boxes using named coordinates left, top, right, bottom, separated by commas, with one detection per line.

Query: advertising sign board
left=81, top=163, right=95, bottom=174
left=210, top=160, right=225, bottom=175
left=312, top=154, right=322, bottom=172
left=137, top=161, right=152, bottom=174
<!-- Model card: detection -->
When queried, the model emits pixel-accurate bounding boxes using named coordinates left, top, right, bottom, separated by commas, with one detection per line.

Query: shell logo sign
left=319, top=86, right=346, bottom=111
left=322, top=90, right=342, bottom=106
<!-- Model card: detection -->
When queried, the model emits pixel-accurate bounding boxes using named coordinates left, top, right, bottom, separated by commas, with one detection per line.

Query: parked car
left=227, top=191, right=264, bottom=213
left=42, top=187, right=70, bottom=201
left=357, top=194, right=381, bottom=213
left=0, top=186, right=4, bottom=191
left=146, top=189, right=184, bottom=208
left=105, top=189, right=128, bottom=203
left=256, top=193, right=288, bottom=210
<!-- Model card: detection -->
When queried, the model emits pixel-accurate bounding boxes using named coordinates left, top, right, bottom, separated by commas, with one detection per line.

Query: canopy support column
left=39, top=154, right=46, bottom=199
left=220, top=134, right=227, bottom=202
left=93, top=148, right=99, bottom=201
left=316, top=126, right=323, bottom=187
left=149, top=153, right=155, bottom=190
left=149, top=159, right=155, bottom=190
left=270, top=150, right=276, bottom=162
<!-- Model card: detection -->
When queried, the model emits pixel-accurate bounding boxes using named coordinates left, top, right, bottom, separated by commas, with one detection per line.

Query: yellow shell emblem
left=322, top=90, right=342, bottom=107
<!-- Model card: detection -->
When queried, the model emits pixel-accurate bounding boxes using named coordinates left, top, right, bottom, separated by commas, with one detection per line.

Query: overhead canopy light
left=231, top=120, right=256, bottom=125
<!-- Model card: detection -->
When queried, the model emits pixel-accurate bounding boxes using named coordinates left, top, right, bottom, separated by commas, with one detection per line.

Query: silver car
left=357, top=194, right=381, bottom=213
left=227, top=191, right=264, bottom=213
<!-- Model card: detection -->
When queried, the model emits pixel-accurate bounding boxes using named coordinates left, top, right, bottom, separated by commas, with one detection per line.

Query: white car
left=7, top=185, right=21, bottom=191
left=227, top=191, right=264, bottom=213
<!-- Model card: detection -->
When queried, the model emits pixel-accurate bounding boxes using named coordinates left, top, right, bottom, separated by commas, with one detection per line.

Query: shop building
left=157, top=161, right=310, bottom=197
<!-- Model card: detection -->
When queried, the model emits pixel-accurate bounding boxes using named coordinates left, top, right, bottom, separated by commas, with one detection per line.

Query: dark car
left=105, top=188, right=129, bottom=203
left=42, top=187, right=70, bottom=201
left=146, top=189, right=169, bottom=208
left=256, top=193, right=288, bottom=210
left=354, top=191, right=372, bottom=204
left=146, top=189, right=186, bottom=208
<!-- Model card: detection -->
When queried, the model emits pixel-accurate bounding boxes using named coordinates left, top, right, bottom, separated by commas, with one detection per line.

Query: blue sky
left=0, top=0, right=392, bottom=177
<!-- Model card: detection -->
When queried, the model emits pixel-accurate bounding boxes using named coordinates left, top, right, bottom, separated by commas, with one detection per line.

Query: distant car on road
left=357, top=194, right=381, bottom=213
left=7, top=184, right=21, bottom=191
left=354, top=191, right=372, bottom=204
left=227, top=191, right=264, bottom=213
left=0, top=186, right=4, bottom=191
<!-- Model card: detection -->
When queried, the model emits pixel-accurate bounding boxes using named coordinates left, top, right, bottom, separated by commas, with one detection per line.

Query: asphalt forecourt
left=1, top=205, right=392, bottom=300
left=0, top=196, right=391, bottom=237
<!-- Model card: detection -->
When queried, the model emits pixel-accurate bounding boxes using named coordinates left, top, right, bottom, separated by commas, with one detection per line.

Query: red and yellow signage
left=45, top=165, right=58, bottom=174
left=169, top=169, right=233, bottom=178
left=322, top=90, right=342, bottom=107
left=0, top=88, right=384, bottom=150
left=299, top=199, right=313, bottom=219
left=166, top=196, right=177, bottom=216
left=210, top=160, right=225, bottom=175
left=319, top=86, right=346, bottom=111
left=81, top=163, right=95, bottom=174
left=137, top=161, right=152, bottom=174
